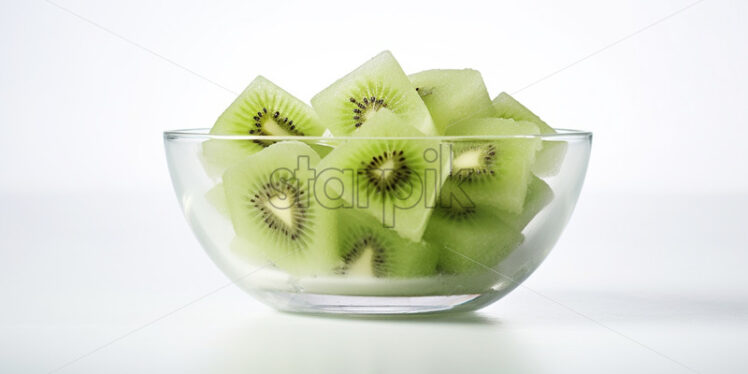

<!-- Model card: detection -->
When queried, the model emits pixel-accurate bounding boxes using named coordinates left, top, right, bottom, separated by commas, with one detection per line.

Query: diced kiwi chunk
left=316, top=109, right=448, bottom=242
left=222, top=141, right=338, bottom=275
left=425, top=204, right=523, bottom=274
left=335, top=209, right=438, bottom=278
left=492, top=92, right=552, bottom=132
left=494, top=175, right=553, bottom=231
left=311, top=51, right=438, bottom=136
left=409, top=69, right=494, bottom=134
left=205, top=182, right=230, bottom=218
left=443, top=118, right=541, bottom=214
left=492, top=92, right=567, bottom=176
left=202, top=76, right=326, bottom=176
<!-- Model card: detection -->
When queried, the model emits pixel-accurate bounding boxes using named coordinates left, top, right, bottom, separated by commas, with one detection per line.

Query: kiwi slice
left=443, top=118, right=541, bottom=214
left=316, top=109, right=448, bottom=242
left=335, top=209, right=438, bottom=278
left=311, top=51, right=438, bottom=136
left=409, top=69, right=495, bottom=134
left=494, top=175, right=553, bottom=231
left=222, top=141, right=338, bottom=275
left=202, top=76, right=326, bottom=176
left=424, top=203, right=523, bottom=275
left=492, top=92, right=567, bottom=177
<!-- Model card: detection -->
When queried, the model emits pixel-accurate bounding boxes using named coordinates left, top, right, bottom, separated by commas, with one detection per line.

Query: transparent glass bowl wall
left=164, top=129, right=591, bottom=314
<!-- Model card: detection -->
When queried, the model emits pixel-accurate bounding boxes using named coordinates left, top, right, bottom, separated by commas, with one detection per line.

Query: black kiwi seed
left=249, top=108, right=305, bottom=147
left=415, top=87, right=434, bottom=97
left=451, top=144, right=498, bottom=182
left=249, top=180, right=308, bottom=241
left=358, top=150, right=410, bottom=193
left=338, top=234, right=388, bottom=277
left=348, top=96, right=388, bottom=129
left=439, top=204, right=477, bottom=222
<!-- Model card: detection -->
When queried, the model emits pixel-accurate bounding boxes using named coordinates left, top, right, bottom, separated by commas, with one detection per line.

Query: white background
left=1, top=0, right=747, bottom=372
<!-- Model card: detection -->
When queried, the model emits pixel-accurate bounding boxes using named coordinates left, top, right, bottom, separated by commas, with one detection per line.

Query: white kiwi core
left=452, top=149, right=484, bottom=172
left=262, top=118, right=293, bottom=136
left=345, top=247, right=376, bottom=277
left=266, top=195, right=295, bottom=228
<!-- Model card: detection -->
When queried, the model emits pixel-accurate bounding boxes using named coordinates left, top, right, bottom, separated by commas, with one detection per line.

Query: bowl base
left=251, top=289, right=503, bottom=315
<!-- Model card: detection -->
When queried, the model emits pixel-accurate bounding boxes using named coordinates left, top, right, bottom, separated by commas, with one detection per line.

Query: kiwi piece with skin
left=424, top=203, right=523, bottom=275
left=311, top=51, right=438, bottom=136
left=222, top=141, right=338, bottom=276
left=492, top=92, right=567, bottom=177
left=335, top=209, right=438, bottom=278
left=316, top=109, right=449, bottom=242
left=409, top=69, right=495, bottom=134
left=442, top=118, right=541, bottom=214
left=201, top=76, right=326, bottom=177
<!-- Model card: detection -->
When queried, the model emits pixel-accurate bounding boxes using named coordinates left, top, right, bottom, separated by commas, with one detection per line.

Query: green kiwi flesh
left=409, top=69, right=495, bottom=134
left=202, top=76, right=326, bottom=176
left=492, top=92, right=567, bottom=176
left=335, top=209, right=438, bottom=278
left=222, top=141, right=338, bottom=275
left=424, top=204, right=523, bottom=274
left=494, top=175, right=553, bottom=231
left=316, top=109, right=448, bottom=242
left=443, top=118, right=541, bottom=214
left=205, top=182, right=230, bottom=218
left=311, top=51, right=438, bottom=136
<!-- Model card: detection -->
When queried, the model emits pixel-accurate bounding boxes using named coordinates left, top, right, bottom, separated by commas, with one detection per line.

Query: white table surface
left=1, top=190, right=746, bottom=373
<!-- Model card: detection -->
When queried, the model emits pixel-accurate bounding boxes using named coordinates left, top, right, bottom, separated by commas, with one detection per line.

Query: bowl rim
left=163, top=128, right=592, bottom=141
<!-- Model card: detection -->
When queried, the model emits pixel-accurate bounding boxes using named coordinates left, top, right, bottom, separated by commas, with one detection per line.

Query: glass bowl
left=164, top=129, right=591, bottom=315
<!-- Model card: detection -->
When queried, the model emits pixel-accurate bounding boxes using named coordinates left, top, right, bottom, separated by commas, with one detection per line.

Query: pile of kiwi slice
left=205, top=51, right=563, bottom=292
